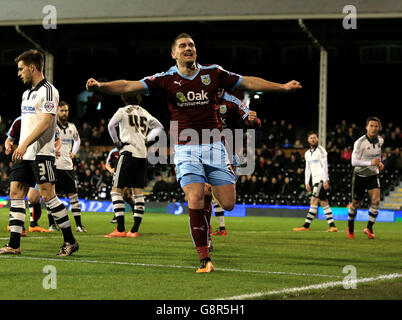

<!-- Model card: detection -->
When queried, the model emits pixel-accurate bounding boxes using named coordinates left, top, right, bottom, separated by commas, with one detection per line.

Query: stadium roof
left=1, top=0, right=402, bottom=26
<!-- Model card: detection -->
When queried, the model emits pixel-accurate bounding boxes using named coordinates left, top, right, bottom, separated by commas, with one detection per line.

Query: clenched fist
left=86, top=78, right=101, bottom=91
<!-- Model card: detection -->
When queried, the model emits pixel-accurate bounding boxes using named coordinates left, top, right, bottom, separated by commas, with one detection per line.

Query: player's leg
left=105, top=153, right=129, bottom=237
left=127, top=157, right=147, bottom=237
left=206, top=142, right=236, bottom=212
left=294, top=185, right=319, bottom=231
left=320, top=199, right=337, bottom=231
left=27, top=187, right=49, bottom=232
left=348, top=174, right=363, bottom=238
left=123, top=187, right=135, bottom=212
left=105, top=187, right=127, bottom=237
left=68, top=192, right=86, bottom=232
left=174, top=144, right=214, bottom=272
left=364, top=186, right=381, bottom=239
left=319, top=182, right=337, bottom=232
left=182, top=180, right=214, bottom=272
left=34, top=157, right=78, bottom=256
left=203, top=184, right=213, bottom=251
left=1, top=160, right=35, bottom=254
left=127, top=188, right=145, bottom=237
left=211, top=196, right=227, bottom=236
left=204, top=183, right=213, bottom=232
left=0, top=181, right=29, bottom=254
left=210, top=184, right=236, bottom=212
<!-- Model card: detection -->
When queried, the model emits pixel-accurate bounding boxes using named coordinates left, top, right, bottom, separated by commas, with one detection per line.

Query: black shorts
left=55, top=169, right=78, bottom=195
left=352, top=174, right=380, bottom=201
left=311, top=181, right=329, bottom=201
left=113, top=152, right=147, bottom=189
left=9, top=156, right=56, bottom=187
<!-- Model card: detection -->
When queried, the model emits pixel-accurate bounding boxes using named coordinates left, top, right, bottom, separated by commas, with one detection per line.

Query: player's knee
left=351, top=200, right=360, bottom=209
left=219, top=199, right=235, bottom=211
left=10, top=184, right=27, bottom=199
left=28, top=192, right=41, bottom=204
left=371, top=199, right=380, bottom=207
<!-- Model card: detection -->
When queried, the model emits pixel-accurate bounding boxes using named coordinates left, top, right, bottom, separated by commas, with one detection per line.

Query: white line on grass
left=216, top=273, right=402, bottom=300
left=0, top=255, right=342, bottom=278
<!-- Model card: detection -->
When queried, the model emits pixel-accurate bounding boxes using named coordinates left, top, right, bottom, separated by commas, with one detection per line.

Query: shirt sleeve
left=71, top=125, right=81, bottom=155
left=217, top=65, right=243, bottom=92
left=107, top=108, right=123, bottom=144
left=146, top=115, right=164, bottom=143
left=304, top=155, right=311, bottom=186
left=351, top=140, right=371, bottom=167
left=140, top=71, right=167, bottom=96
left=7, top=117, right=21, bottom=141
left=41, top=86, right=59, bottom=115
left=222, top=92, right=249, bottom=119
left=320, top=149, right=329, bottom=182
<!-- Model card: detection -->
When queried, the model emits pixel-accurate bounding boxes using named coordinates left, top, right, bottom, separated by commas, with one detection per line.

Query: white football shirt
left=304, top=145, right=329, bottom=185
left=108, top=105, right=163, bottom=158
left=19, top=79, right=59, bottom=160
left=55, top=122, right=80, bottom=170
left=351, top=135, right=384, bottom=177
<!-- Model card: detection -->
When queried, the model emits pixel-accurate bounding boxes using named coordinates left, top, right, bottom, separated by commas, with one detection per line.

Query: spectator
left=281, top=138, right=293, bottom=149
left=269, top=176, right=281, bottom=195
left=79, top=141, right=91, bottom=162
left=248, top=175, right=259, bottom=195
left=280, top=176, right=294, bottom=195
left=79, top=121, right=92, bottom=142
left=0, top=172, right=9, bottom=195
left=266, top=133, right=276, bottom=149
left=260, top=176, right=271, bottom=195
left=272, top=149, right=286, bottom=169
left=286, top=153, right=300, bottom=173
left=153, top=176, right=169, bottom=195
left=293, top=138, right=304, bottom=149
left=340, top=147, right=352, bottom=163
left=91, top=168, right=104, bottom=190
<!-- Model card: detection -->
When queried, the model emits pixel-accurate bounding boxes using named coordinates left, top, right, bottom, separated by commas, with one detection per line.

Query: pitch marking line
left=216, top=273, right=402, bottom=300
left=0, top=255, right=342, bottom=278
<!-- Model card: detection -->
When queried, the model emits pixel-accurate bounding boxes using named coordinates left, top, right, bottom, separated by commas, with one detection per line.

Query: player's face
left=366, top=120, right=380, bottom=138
left=17, top=61, right=33, bottom=85
left=307, top=134, right=319, bottom=147
left=171, top=37, right=197, bottom=66
left=58, top=106, right=69, bottom=122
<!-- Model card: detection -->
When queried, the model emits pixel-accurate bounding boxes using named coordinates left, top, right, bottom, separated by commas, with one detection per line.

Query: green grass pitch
left=0, top=207, right=401, bottom=300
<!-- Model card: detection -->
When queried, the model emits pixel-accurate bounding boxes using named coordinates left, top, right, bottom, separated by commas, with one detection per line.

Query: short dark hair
left=307, top=130, right=318, bottom=138
left=121, top=92, right=142, bottom=106
left=59, top=101, right=69, bottom=108
left=15, top=49, right=44, bottom=71
left=171, top=33, right=193, bottom=50
left=366, top=116, right=381, bottom=128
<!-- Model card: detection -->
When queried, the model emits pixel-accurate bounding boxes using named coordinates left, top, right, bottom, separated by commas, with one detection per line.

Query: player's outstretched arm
left=86, top=78, right=146, bottom=95
left=239, top=76, right=302, bottom=92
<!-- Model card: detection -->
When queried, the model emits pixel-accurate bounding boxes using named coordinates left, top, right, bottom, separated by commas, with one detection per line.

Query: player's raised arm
left=238, top=76, right=302, bottom=92
left=86, top=78, right=146, bottom=95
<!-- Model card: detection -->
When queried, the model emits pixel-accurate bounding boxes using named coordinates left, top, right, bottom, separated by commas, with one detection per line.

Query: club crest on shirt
left=201, top=74, right=211, bottom=85
left=44, top=102, right=54, bottom=112
left=219, top=105, right=227, bottom=114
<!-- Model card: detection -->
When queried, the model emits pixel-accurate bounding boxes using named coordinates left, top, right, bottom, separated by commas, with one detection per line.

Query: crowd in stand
left=0, top=115, right=401, bottom=207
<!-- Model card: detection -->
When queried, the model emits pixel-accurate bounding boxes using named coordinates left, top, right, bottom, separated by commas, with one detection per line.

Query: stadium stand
left=0, top=116, right=401, bottom=209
